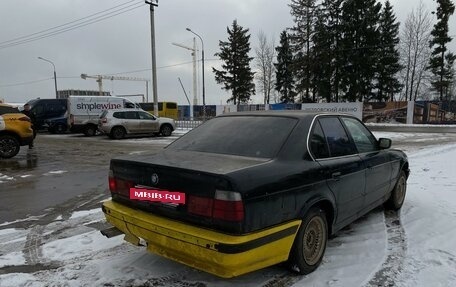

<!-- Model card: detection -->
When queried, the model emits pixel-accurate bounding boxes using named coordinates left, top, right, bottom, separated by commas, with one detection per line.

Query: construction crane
left=172, top=38, right=198, bottom=106
left=80, top=74, right=150, bottom=101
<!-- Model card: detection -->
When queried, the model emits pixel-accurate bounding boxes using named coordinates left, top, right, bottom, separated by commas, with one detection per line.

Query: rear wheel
left=385, top=170, right=407, bottom=210
left=110, top=126, right=126, bottom=139
left=84, top=125, right=97, bottom=137
left=54, top=123, right=67, bottom=134
left=288, top=207, right=328, bottom=275
left=0, top=135, right=20, bottom=159
left=159, top=124, right=173, bottom=137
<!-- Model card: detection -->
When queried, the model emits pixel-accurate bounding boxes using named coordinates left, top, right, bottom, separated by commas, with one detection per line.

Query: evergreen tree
left=376, top=0, right=402, bottom=101
left=289, top=0, right=317, bottom=102
left=428, top=0, right=455, bottom=100
left=274, top=30, right=296, bottom=103
left=340, top=0, right=382, bottom=102
left=213, top=20, right=255, bottom=105
left=312, top=0, right=344, bottom=102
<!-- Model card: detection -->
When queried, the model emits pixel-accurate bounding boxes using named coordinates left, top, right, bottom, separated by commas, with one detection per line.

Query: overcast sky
left=0, top=0, right=455, bottom=105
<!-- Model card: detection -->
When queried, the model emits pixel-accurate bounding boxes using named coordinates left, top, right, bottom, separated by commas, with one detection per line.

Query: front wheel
left=385, top=170, right=407, bottom=210
left=0, top=135, right=20, bottom=159
left=288, top=207, right=328, bottom=275
left=159, top=124, right=173, bottom=137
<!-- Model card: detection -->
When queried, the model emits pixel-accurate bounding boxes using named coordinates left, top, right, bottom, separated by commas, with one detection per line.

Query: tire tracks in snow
left=364, top=209, right=407, bottom=287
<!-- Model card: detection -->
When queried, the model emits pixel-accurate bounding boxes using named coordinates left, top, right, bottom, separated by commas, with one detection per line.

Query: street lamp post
left=38, top=57, right=58, bottom=99
left=145, top=0, right=159, bottom=117
left=186, top=28, right=206, bottom=120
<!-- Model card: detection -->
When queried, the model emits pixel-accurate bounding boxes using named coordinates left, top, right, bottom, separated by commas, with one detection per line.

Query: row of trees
left=212, top=0, right=455, bottom=104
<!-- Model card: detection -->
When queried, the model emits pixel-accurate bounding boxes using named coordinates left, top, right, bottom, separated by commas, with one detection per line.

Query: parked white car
left=98, top=109, right=176, bottom=139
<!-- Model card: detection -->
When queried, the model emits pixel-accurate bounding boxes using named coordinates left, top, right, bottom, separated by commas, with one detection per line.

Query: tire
left=385, top=170, right=407, bottom=210
left=0, top=135, right=20, bottom=159
left=288, top=207, right=328, bottom=275
left=110, top=126, right=126, bottom=140
left=159, top=124, right=173, bottom=137
left=84, top=125, right=97, bottom=137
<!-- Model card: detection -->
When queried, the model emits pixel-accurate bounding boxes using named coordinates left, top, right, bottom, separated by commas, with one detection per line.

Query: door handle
left=332, top=171, right=342, bottom=180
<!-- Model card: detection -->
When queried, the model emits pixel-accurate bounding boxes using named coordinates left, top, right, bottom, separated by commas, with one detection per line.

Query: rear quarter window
left=318, top=117, right=357, bottom=157
left=113, top=112, right=125, bottom=119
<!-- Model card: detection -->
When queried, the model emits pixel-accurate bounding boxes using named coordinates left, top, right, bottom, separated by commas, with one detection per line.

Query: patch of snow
left=0, top=251, right=26, bottom=267
left=69, top=209, right=102, bottom=220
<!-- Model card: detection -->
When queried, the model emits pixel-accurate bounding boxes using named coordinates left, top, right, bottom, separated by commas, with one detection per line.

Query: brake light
left=187, top=190, right=244, bottom=222
left=108, top=170, right=135, bottom=196
left=188, top=196, right=213, bottom=217
left=101, top=118, right=107, bottom=124
left=213, top=190, right=244, bottom=221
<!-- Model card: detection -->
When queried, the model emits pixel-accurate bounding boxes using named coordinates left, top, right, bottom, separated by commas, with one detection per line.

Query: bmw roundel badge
left=151, top=173, right=159, bottom=185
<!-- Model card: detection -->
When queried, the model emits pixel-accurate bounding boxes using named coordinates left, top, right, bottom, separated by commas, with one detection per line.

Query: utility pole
left=186, top=28, right=206, bottom=120
left=145, top=0, right=159, bottom=116
left=38, top=57, right=58, bottom=99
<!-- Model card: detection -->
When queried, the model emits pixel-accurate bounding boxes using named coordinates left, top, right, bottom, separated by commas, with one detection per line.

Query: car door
left=340, top=117, right=393, bottom=210
left=311, top=117, right=366, bottom=226
left=138, top=111, right=159, bottom=133
left=123, top=111, right=140, bottom=133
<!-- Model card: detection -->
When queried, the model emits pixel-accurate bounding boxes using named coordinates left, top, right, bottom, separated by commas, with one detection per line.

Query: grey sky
left=0, top=0, right=454, bottom=105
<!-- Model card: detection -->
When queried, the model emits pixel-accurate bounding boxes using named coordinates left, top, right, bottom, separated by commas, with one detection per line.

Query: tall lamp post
left=38, top=57, right=58, bottom=98
left=145, top=0, right=159, bottom=116
left=186, top=28, right=206, bottom=120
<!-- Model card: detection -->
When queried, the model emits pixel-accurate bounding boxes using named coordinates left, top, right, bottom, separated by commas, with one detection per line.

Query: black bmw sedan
left=102, top=111, right=409, bottom=278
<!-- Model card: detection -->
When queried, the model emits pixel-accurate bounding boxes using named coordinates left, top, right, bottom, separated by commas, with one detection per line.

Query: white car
left=99, top=109, right=176, bottom=139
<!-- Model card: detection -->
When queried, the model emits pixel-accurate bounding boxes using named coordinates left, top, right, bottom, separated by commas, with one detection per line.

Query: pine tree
left=340, top=0, right=382, bottom=102
left=274, top=30, right=296, bottom=103
left=213, top=20, right=255, bottom=105
left=312, top=0, right=344, bottom=102
left=376, top=0, right=402, bottom=101
left=428, top=0, right=455, bottom=100
left=289, top=0, right=317, bottom=102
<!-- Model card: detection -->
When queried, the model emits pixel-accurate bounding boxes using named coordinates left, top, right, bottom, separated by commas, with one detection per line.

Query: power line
left=0, top=1, right=144, bottom=50
left=0, top=78, right=53, bottom=87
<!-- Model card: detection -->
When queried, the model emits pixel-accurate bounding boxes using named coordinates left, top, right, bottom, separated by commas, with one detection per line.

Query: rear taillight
left=108, top=170, right=135, bottom=196
left=213, top=190, right=244, bottom=221
left=101, top=118, right=107, bottom=124
left=70, top=114, right=74, bottom=125
left=188, top=190, right=244, bottom=222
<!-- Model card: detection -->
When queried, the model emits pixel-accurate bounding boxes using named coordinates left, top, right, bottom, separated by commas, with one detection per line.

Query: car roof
left=107, top=108, right=145, bottom=113
left=217, top=110, right=353, bottom=121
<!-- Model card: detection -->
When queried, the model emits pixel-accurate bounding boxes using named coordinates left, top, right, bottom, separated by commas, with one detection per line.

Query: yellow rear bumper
left=102, top=200, right=301, bottom=278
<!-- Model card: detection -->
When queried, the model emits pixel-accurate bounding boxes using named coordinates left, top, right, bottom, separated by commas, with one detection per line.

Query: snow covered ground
left=1, top=132, right=456, bottom=286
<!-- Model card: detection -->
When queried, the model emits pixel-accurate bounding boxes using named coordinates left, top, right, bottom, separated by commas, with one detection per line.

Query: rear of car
left=0, top=104, right=34, bottom=158
left=102, top=114, right=302, bottom=277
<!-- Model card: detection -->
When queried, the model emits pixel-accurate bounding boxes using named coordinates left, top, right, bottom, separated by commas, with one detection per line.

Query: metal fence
left=176, top=120, right=203, bottom=130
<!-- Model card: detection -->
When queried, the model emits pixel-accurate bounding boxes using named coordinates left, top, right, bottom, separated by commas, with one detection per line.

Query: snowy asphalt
left=1, top=129, right=456, bottom=286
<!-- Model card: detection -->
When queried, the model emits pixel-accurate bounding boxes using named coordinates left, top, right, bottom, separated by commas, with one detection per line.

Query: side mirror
left=378, top=138, right=392, bottom=149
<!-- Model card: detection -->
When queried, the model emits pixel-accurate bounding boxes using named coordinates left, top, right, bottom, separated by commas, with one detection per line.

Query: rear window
left=168, top=116, right=297, bottom=158
left=113, top=112, right=125, bottom=119
left=0, top=106, right=19, bottom=115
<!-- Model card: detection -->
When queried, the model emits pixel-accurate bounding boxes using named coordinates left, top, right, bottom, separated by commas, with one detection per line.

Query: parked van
left=68, top=96, right=139, bottom=136
left=26, top=99, right=67, bottom=130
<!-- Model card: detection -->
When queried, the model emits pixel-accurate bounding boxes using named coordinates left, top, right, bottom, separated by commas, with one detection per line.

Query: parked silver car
left=99, top=109, right=176, bottom=139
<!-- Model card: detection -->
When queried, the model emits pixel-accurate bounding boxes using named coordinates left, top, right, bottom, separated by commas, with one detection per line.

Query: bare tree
left=400, top=1, right=433, bottom=101
left=255, top=31, right=275, bottom=104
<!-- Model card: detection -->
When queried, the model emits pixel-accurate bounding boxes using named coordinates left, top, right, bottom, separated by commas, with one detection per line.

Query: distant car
left=98, top=109, right=176, bottom=139
left=44, top=116, right=68, bottom=134
left=26, top=98, right=67, bottom=130
left=101, top=111, right=409, bottom=278
left=0, top=104, right=34, bottom=158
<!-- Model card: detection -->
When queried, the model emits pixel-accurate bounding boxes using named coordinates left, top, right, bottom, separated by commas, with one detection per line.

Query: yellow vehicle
left=139, top=102, right=178, bottom=120
left=0, top=104, right=34, bottom=158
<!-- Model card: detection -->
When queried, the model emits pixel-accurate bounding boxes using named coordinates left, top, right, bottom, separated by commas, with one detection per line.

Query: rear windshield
left=0, top=106, right=19, bottom=115
left=168, top=116, right=297, bottom=158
